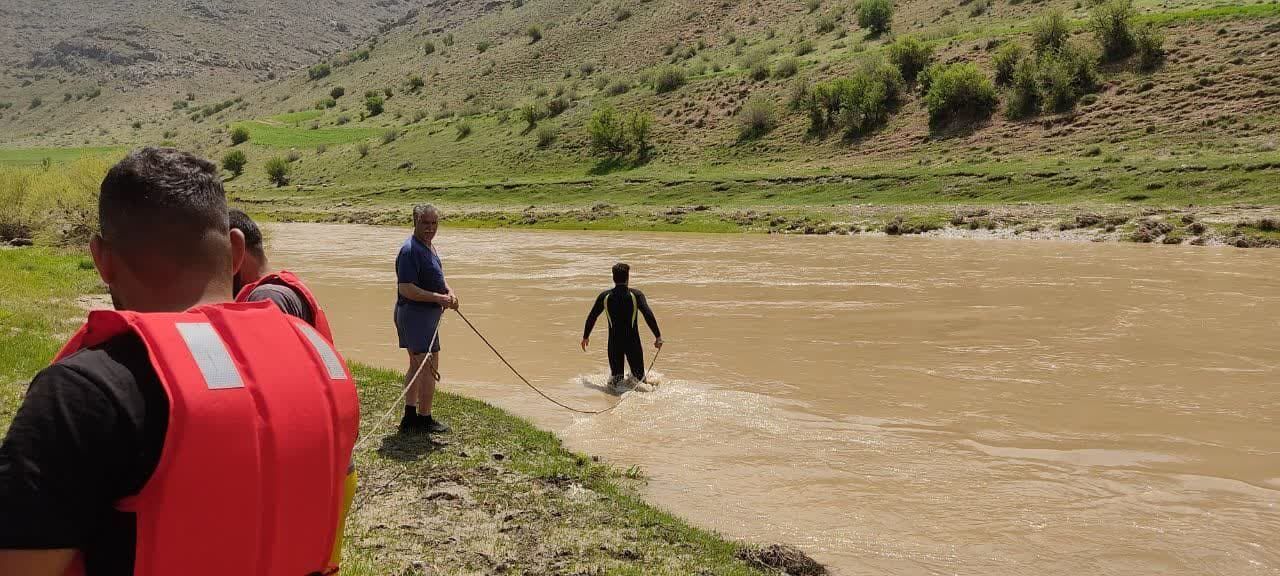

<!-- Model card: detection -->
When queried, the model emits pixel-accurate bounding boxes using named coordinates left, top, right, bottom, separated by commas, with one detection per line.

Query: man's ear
left=229, top=228, right=246, bottom=277
left=89, top=234, right=114, bottom=286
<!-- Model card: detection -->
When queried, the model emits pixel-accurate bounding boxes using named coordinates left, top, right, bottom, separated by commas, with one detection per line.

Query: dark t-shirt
left=247, top=283, right=314, bottom=325
left=395, top=235, right=446, bottom=309
left=0, top=334, right=166, bottom=575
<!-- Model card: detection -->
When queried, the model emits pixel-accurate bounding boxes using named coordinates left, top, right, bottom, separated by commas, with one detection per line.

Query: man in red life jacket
left=0, top=148, right=359, bottom=576
left=228, top=208, right=355, bottom=570
left=229, top=209, right=332, bottom=339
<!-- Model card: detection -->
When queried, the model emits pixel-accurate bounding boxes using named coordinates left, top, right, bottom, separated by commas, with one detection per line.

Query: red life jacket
left=55, top=301, right=359, bottom=576
left=236, top=270, right=333, bottom=341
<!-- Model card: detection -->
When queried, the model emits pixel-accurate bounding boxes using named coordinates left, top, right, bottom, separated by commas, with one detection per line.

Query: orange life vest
left=55, top=302, right=359, bottom=576
left=235, top=270, right=333, bottom=341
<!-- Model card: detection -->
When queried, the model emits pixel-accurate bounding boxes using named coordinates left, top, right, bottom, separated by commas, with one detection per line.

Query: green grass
left=270, top=110, right=325, bottom=125
left=0, top=146, right=124, bottom=167
left=232, top=121, right=382, bottom=148
left=0, top=249, right=774, bottom=575
left=0, top=248, right=102, bottom=432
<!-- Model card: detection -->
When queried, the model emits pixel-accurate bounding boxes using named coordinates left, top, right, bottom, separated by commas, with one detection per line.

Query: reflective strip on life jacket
left=56, top=302, right=358, bottom=576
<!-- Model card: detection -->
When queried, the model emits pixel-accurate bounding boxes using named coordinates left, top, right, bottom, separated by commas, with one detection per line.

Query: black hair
left=612, top=262, right=630, bottom=284
left=228, top=208, right=264, bottom=257
left=98, top=147, right=228, bottom=269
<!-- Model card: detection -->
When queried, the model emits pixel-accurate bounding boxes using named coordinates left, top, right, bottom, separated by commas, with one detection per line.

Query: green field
left=0, top=146, right=124, bottom=167
left=232, top=120, right=383, bottom=148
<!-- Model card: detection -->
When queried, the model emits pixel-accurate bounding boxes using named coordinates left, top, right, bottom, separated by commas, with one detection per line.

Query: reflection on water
left=267, top=223, right=1280, bottom=576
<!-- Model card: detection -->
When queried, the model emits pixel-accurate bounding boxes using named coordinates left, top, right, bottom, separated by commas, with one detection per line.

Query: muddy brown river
left=266, top=222, right=1279, bottom=575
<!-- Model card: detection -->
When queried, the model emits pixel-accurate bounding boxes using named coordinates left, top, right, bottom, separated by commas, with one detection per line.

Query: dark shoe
left=419, top=414, right=450, bottom=434
left=397, top=413, right=420, bottom=433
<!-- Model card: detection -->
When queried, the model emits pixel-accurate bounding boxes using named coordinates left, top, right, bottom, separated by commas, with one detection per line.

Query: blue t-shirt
left=395, top=235, right=446, bottom=308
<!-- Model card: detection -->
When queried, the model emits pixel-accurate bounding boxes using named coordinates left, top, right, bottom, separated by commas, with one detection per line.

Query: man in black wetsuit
left=581, top=262, right=663, bottom=387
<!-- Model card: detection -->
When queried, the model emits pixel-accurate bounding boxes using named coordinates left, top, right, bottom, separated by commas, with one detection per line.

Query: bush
left=1032, top=9, right=1069, bottom=56
left=331, top=86, right=345, bottom=99
left=1135, top=24, right=1165, bottom=70
left=652, top=66, right=686, bottom=93
left=315, top=98, right=336, bottom=110
left=1091, top=0, right=1135, bottom=61
left=307, top=63, right=331, bottom=81
left=220, top=150, right=247, bottom=177
left=476, top=40, right=491, bottom=53
left=815, top=13, right=838, bottom=34
left=588, top=106, right=629, bottom=155
left=858, top=0, right=894, bottom=36
left=887, top=35, right=933, bottom=83
left=743, top=50, right=770, bottom=81
left=29, top=97, right=42, bottom=109
left=737, top=96, right=776, bottom=139
left=519, top=102, right=545, bottom=129
left=806, top=0, right=822, bottom=13
left=1003, top=56, right=1044, bottom=118
left=315, top=144, right=327, bottom=154
left=230, top=126, right=250, bottom=145
left=536, top=125, right=557, bottom=148
left=407, top=75, right=425, bottom=92
left=423, top=41, right=436, bottom=55
left=579, top=62, right=596, bottom=77
left=546, top=96, right=570, bottom=117
left=774, top=57, right=800, bottom=78
left=627, top=112, right=652, bottom=156
left=794, top=39, right=815, bottom=57
left=1038, top=44, right=1099, bottom=112
left=365, top=94, right=385, bottom=116
left=924, top=62, right=997, bottom=127
left=265, top=157, right=290, bottom=187
left=455, top=120, right=472, bottom=139
left=443, top=33, right=455, bottom=47
left=336, top=114, right=351, bottom=125
left=356, top=142, right=370, bottom=157
left=381, top=128, right=400, bottom=144
left=788, top=77, right=811, bottom=110
left=806, top=59, right=903, bottom=137
left=993, top=42, right=1024, bottom=86
left=527, top=25, right=543, bottom=43
left=606, top=81, right=631, bottom=96
left=285, top=150, right=301, bottom=162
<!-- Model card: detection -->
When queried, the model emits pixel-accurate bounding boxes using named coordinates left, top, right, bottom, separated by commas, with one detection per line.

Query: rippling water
left=267, top=222, right=1280, bottom=575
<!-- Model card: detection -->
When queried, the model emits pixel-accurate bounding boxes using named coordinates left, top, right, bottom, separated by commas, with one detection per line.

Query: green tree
left=221, top=150, right=247, bottom=177
left=265, top=157, right=290, bottom=187
left=230, top=126, right=250, bottom=145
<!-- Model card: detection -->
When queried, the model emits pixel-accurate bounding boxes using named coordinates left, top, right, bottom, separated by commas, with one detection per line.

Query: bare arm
left=398, top=283, right=449, bottom=305
left=0, top=550, right=75, bottom=576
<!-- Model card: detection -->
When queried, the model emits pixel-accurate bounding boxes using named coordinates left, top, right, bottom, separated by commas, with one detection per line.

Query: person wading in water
left=581, top=263, right=663, bottom=389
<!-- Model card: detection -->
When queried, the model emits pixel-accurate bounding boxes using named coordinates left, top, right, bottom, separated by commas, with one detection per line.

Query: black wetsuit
left=584, top=285, right=661, bottom=382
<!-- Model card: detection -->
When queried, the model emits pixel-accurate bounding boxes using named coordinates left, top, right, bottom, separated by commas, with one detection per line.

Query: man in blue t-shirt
left=394, top=204, right=458, bottom=433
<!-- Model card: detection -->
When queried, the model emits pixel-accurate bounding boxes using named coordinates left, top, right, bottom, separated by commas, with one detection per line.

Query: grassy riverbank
left=0, top=247, right=784, bottom=575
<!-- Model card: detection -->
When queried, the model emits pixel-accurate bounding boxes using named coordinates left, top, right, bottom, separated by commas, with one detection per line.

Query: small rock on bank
left=735, top=544, right=827, bottom=575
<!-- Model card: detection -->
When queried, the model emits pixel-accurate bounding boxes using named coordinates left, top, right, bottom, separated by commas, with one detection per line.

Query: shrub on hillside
left=579, top=62, right=596, bottom=77
left=1004, top=57, right=1041, bottom=119
left=1037, top=43, right=1099, bottom=112
left=815, top=13, right=838, bottom=34
left=443, top=33, right=455, bottom=47
left=887, top=35, right=933, bottom=83
left=381, top=128, right=400, bottom=144
left=794, top=39, right=815, bottom=57
left=221, top=150, right=247, bottom=177
left=788, top=77, right=811, bottom=110
left=1032, top=9, right=1069, bottom=56
left=536, top=125, right=557, bottom=148
left=805, top=59, right=903, bottom=137
left=455, top=120, right=472, bottom=139
left=307, top=63, right=331, bottom=81
left=315, top=98, right=336, bottom=110
left=423, top=41, right=436, bottom=55
left=29, top=97, right=42, bottom=109
left=737, top=96, right=776, bottom=140
left=588, top=106, right=629, bottom=155
left=547, top=96, right=570, bottom=117
left=520, top=102, right=545, bottom=129
left=806, top=0, right=822, bottom=13
left=774, top=57, right=800, bottom=79
left=356, top=142, right=370, bottom=157
left=1135, top=23, right=1165, bottom=70
left=407, top=75, right=425, bottom=92
left=265, top=157, right=290, bottom=187
left=742, top=50, right=770, bottom=81
left=652, top=66, right=686, bottom=93
left=527, top=25, right=543, bottom=43
left=857, top=0, right=894, bottom=36
left=606, top=81, right=631, bottom=96
left=993, top=42, right=1024, bottom=86
left=365, top=94, right=385, bottom=116
left=1091, top=0, right=1135, bottom=61
left=230, top=126, right=250, bottom=145
left=924, top=62, right=997, bottom=127
left=476, top=40, right=491, bottom=53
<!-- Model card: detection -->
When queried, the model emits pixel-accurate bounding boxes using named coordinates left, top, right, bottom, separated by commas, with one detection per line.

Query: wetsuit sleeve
left=0, top=365, right=130, bottom=548
left=635, top=290, right=662, bottom=339
left=583, top=291, right=606, bottom=340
